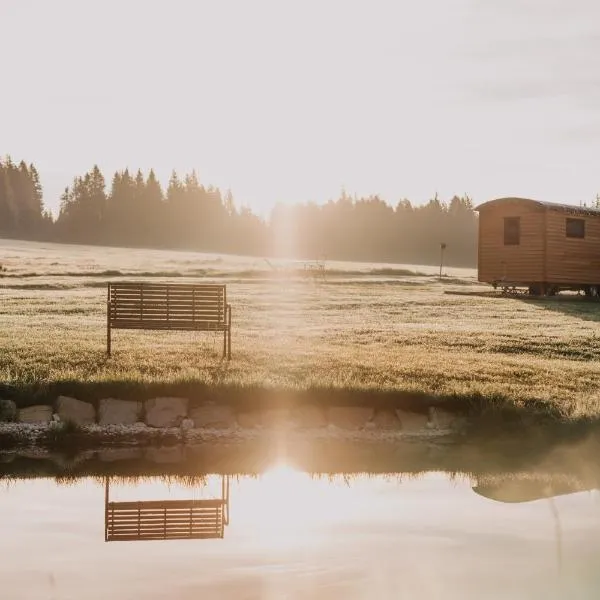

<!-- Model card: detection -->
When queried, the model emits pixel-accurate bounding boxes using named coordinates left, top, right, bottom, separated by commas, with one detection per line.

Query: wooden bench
left=107, top=282, right=231, bottom=358
left=104, top=476, right=230, bottom=542
left=105, top=499, right=228, bottom=541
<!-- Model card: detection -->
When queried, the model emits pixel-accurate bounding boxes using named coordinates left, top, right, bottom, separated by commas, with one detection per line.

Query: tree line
left=1, top=157, right=479, bottom=266
left=0, top=157, right=53, bottom=238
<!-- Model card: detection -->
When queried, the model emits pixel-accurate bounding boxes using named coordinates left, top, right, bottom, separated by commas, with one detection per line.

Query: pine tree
left=146, top=170, right=163, bottom=206
left=166, top=170, right=185, bottom=247
left=143, top=169, right=164, bottom=246
left=54, top=166, right=106, bottom=243
left=59, top=186, right=72, bottom=215
left=134, top=169, right=145, bottom=207
left=30, top=164, right=43, bottom=212
left=0, top=159, right=17, bottom=234
left=105, top=168, right=135, bottom=244
left=56, top=186, right=74, bottom=238
left=166, top=170, right=184, bottom=205
left=86, top=165, right=107, bottom=241
left=224, top=189, right=236, bottom=217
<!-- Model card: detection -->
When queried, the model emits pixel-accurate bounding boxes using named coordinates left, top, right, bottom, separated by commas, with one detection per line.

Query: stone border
left=1, top=395, right=465, bottom=434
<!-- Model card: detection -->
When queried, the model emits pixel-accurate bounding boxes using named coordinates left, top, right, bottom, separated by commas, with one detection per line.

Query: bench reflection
left=104, top=475, right=230, bottom=542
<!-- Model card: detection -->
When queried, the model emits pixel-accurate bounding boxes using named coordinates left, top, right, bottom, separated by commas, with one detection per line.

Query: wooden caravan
left=476, top=197, right=600, bottom=295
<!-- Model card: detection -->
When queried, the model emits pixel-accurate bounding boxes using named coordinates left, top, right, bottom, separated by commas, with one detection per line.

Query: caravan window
left=566, top=218, right=585, bottom=238
left=504, top=217, right=520, bottom=245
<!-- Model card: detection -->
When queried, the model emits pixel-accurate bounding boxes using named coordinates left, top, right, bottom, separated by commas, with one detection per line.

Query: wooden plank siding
left=477, top=201, right=545, bottom=285
left=545, top=209, right=600, bottom=284
left=476, top=197, right=600, bottom=289
left=108, top=283, right=227, bottom=329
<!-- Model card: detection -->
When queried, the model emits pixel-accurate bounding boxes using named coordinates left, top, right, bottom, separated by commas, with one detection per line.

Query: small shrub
left=60, top=420, right=83, bottom=435
left=42, top=420, right=84, bottom=448
left=0, top=400, right=17, bottom=422
left=0, top=430, right=22, bottom=450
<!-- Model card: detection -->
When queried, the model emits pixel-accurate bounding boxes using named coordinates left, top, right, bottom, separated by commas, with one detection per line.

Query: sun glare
left=231, top=463, right=346, bottom=549
left=104, top=466, right=408, bottom=551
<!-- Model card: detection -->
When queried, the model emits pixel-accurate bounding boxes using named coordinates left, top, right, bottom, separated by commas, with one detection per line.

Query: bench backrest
left=105, top=499, right=225, bottom=541
left=108, top=282, right=227, bottom=329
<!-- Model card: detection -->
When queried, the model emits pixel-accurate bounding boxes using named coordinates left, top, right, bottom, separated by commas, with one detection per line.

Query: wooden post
left=439, top=243, right=447, bottom=280
left=107, top=319, right=111, bottom=356
left=222, top=287, right=226, bottom=359
left=223, top=475, right=230, bottom=525
left=104, top=477, right=110, bottom=542
left=107, top=284, right=111, bottom=356
left=221, top=475, right=230, bottom=534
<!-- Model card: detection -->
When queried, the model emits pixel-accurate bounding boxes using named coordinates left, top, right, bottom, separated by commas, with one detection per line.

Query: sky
left=2, top=0, right=600, bottom=217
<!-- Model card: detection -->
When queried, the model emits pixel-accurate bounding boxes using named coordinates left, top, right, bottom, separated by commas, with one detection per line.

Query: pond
left=1, top=438, right=600, bottom=599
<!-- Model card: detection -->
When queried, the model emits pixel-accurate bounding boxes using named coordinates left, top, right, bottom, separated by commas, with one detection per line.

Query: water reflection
left=3, top=436, right=600, bottom=599
left=473, top=474, right=592, bottom=503
left=104, top=475, right=230, bottom=542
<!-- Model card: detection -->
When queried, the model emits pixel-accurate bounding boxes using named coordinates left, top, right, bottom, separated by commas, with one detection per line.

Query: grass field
left=2, top=239, right=600, bottom=420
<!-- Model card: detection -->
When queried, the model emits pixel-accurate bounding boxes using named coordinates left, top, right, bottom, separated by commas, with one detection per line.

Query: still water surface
left=1, top=464, right=599, bottom=599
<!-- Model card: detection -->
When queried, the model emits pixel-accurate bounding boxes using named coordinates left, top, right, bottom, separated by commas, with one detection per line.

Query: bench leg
left=227, top=305, right=231, bottom=360
left=222, top=329, right=227, bottom=359
left=107, top=292, right=112, bottom=357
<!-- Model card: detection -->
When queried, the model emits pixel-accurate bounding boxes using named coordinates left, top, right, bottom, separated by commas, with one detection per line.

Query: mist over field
left=0, top=159, right=478, bottom=267
left=2, top=239, right=599, bottom=419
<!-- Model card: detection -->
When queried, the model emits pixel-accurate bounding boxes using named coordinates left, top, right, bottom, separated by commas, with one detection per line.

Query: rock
left=395, top=410, right=429, bottom=431
left=0, top=399, right=17, bottom=422
left=372, top=408, right=401, bottom=429
left=98, top=448, right=143, bottom=462
left=290, top=405, right=327, bottom=429
left=56, top=396, right=95, bottom=426
left=326, top=406, right=374, bottom=430
left=237, top=410, right=262, bottom=429
left=98, top=398, right=142, bottom=426
left=18, top=405, right=53, bottom=424
left=145, top=445, right=184, bottom=464
left=144, top=397, right=189, bottom=428
left=261, top=408, right=291, bottom=428
left=190, top=404, right=236, bottom=429
left=180, top=418, right=194, bottom=431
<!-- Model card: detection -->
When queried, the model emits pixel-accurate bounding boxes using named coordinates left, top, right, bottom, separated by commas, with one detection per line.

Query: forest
left=0, top=157, right=478, bottom=266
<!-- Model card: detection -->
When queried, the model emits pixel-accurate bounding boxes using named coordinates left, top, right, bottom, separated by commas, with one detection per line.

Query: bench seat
left=107, top=282, right=231, bottom=357
left=105, top=499, right=227, bottom=541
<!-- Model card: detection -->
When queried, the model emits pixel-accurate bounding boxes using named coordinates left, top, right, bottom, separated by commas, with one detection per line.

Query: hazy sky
left=2, top=0, right=600, bottom=216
